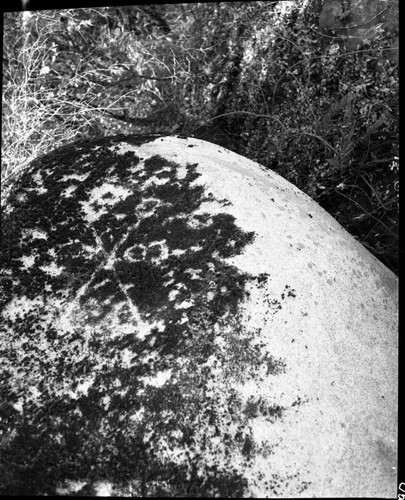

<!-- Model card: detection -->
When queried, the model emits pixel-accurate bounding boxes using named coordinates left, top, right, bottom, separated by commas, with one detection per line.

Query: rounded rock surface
left=0, top=135, right=398, bottom=496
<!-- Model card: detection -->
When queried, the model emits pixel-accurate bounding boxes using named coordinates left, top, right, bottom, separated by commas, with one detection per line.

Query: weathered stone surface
left=0, top=135, right=398, bottom=496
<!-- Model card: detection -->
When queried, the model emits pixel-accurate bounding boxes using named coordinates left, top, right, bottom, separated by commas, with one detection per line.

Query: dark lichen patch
left=1, top=135, right=300, bottom=496
left=284, top=284, right=297, bottom=298
left=243, top=396, right=285, bottom=423
left=256, top=272, right=271, bottom=286
left=116, top=260, right=166, bottom=310
left=201, top=213, right=255, bottom=258
left=291, top=396, right=309, bottom=408
left=143, top=155, right=172, bottom=174
left=242, top=434, right=256, bottom=458
left=244, top=397, right=262, bottom=419
left=266, top=404, right=285, bottom=420
left=264, top=355, right=286, bottom=376
left=251, top=277, right=298, bottom=320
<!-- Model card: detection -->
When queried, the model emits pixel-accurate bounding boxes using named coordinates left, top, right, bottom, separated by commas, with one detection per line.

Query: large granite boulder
left=0, top=135, right=398, bottom=496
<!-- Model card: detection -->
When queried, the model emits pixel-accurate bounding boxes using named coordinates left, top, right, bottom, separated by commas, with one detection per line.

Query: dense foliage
left=2, top=1, right=399, bottom=273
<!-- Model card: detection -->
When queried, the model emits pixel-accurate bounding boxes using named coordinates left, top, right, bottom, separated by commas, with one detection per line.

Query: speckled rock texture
left=0, top=135, right=398, bottom=497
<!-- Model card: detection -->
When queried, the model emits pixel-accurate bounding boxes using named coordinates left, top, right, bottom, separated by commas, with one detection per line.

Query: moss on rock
left=0, top=135, right=289, bottom=496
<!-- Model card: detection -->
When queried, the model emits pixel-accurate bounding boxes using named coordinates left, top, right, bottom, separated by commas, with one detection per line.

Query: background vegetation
left=2, top=1, right=399, bottom=274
